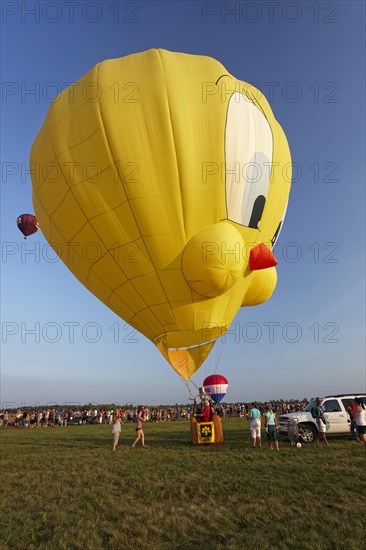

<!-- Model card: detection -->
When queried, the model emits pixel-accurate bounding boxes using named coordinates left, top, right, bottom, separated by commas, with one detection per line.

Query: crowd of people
left=1, top=397, right=365, bottom=450
left=0, top=400, right=308, bottom=429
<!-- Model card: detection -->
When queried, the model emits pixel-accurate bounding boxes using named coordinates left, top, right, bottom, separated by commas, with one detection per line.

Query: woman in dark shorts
left=355, top=398, right=366, bottom=446
left=132, top=407, right=147, bottom=447
left=264, top=405, right=279, bottom=451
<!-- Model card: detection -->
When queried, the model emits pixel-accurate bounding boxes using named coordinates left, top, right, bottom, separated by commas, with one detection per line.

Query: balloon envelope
left=203, top=374, right=228, bottom=403
left=17, top=214, right=38, bottom=238
left=30, top=49, right=291, bottom=380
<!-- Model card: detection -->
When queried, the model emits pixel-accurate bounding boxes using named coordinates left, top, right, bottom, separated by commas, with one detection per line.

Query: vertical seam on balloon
left=93, top=60, right=169, bottom=336
left=157, top=49, right=194, bottom=306
left=41, top=66, right=136, bottom=324
left=156, top=50, right=187, bottom=240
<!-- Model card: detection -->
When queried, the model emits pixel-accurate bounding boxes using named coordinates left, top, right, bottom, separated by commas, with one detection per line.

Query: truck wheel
left=299, top=423, right=317, bottom=443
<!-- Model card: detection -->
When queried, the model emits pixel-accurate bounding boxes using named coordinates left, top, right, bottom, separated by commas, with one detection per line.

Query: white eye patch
left=225, top=92, right=273, bottom=228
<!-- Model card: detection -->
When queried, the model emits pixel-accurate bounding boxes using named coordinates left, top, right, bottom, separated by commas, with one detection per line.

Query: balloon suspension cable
left=203, top=337, right=223, bottom=378
left=213, top=338, right=223, bottom=374
left=179, top=377, right=199, bottom=401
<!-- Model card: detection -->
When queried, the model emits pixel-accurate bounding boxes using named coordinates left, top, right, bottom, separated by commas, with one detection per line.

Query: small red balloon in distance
left=203, top=374, right=228, bottom=403
left=249, top=243, right=277, bottom=271
left=17, top=214, right=39, bottom=239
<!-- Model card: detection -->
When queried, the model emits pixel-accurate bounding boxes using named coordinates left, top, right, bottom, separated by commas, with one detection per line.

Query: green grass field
left=1, top=419, right=365, bottom=550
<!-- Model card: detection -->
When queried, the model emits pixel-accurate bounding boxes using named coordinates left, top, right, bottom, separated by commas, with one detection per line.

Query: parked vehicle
left=278, top=394, right=366, bottom=443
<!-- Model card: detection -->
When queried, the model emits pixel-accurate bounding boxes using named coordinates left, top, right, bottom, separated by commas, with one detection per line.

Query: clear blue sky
left=1, top=1, right=365, bottom=407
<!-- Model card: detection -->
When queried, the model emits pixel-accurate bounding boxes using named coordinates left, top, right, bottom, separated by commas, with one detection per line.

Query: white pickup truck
left=278, top=394, right=366, bottom=443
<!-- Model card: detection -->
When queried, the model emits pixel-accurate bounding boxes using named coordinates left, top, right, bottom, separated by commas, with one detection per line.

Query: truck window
left=341, top=399, right=355, bottom=410
left=323, top=399, right=341, bottom=412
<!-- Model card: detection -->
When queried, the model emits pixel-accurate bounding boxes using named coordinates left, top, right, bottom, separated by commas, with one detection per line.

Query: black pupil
left=248, top=195, right=266, bottom=229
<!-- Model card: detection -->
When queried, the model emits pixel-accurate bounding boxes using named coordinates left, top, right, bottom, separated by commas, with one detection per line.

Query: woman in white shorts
left=313, top=397, right=330, bottom=446
left=248, top=403, right=262, bottom=448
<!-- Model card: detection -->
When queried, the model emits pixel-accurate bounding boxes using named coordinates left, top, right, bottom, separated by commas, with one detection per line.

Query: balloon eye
left=225, top=92, right=273, bottom=228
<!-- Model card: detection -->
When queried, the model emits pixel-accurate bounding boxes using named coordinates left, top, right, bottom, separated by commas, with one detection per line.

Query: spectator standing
left=345, top=401, right=358, bottom=439
left=248, top=403, right=262, bottom=448
left=132, top=406, right=147, bottom=447
left=354, top=398, right=366, bottom=446
left=111, top=409, right=121, bottom=452
left=264, top=405, right=279, bottom=451
left=312, top=397, right=330, bottom=446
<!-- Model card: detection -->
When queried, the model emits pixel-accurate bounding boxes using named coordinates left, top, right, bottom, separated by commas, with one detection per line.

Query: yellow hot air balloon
left=30, top=49, right=291, bottom=380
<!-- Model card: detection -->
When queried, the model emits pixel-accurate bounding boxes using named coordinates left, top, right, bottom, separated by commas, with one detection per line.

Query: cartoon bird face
left=31, top=49, right=291, bottom=380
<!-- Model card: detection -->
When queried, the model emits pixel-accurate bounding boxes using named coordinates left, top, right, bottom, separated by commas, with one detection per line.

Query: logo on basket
left=200, top=423, right=213, bottom=440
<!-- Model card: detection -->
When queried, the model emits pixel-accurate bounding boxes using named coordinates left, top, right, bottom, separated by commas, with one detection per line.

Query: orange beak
left=249, top=243, right=278, bottom=271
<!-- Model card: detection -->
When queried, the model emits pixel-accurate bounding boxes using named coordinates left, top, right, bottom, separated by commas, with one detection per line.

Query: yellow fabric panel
left=36, top=173, right=69, bottom=216
left=49, top=101, right=101, bottom=153
left=32, top=193, right=52, bottom=241
left=157, top=269, right=193, bottom=302
left=55, top=128, right=110, bottom=188
left=129, top=193, right=183, bottom=238
left=134, top=308, right=165, bottom=337
left=144, top=233, right=186, bottom=270
left=131, top=272, right=168, bottom=307
left=158, top=50, right=228, bottom=241
left=210, top=295, right=231, bottom=323
left=108, top=292, right=136, bottom=326
left=150, top=303, right=176, bottom=328
left=114, top=237, right=154, bottom=280
left=31, top=122, right=52, bottom=166
left=128, top=313, right=155, bottom=342
left=71, top=221, right=106, bottom=253
left=114, top=281, right=147, bottom=312
left=89, top=253, right=128, bottom=291
left=89, top=202, right=140, bottom=248
left=31, top=49, right=292, bottom=380
left=101, top=115, right=176, bottom=171
left=51, top=192, right=86, bottom=241
left=30, top=138, right=57, bottom=192
left=72, top=173, right=127, bottom=220
left=193, top=308, right=229, bottom=334
left=86, top=270, right=113, bottom=306
left=169, top=303, right=194, bottom=331
left=50, top=224, right=92, bottom=286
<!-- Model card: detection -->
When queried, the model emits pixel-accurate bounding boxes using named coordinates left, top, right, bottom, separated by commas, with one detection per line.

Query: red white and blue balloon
left=203, top=374, right=228, bottom=403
